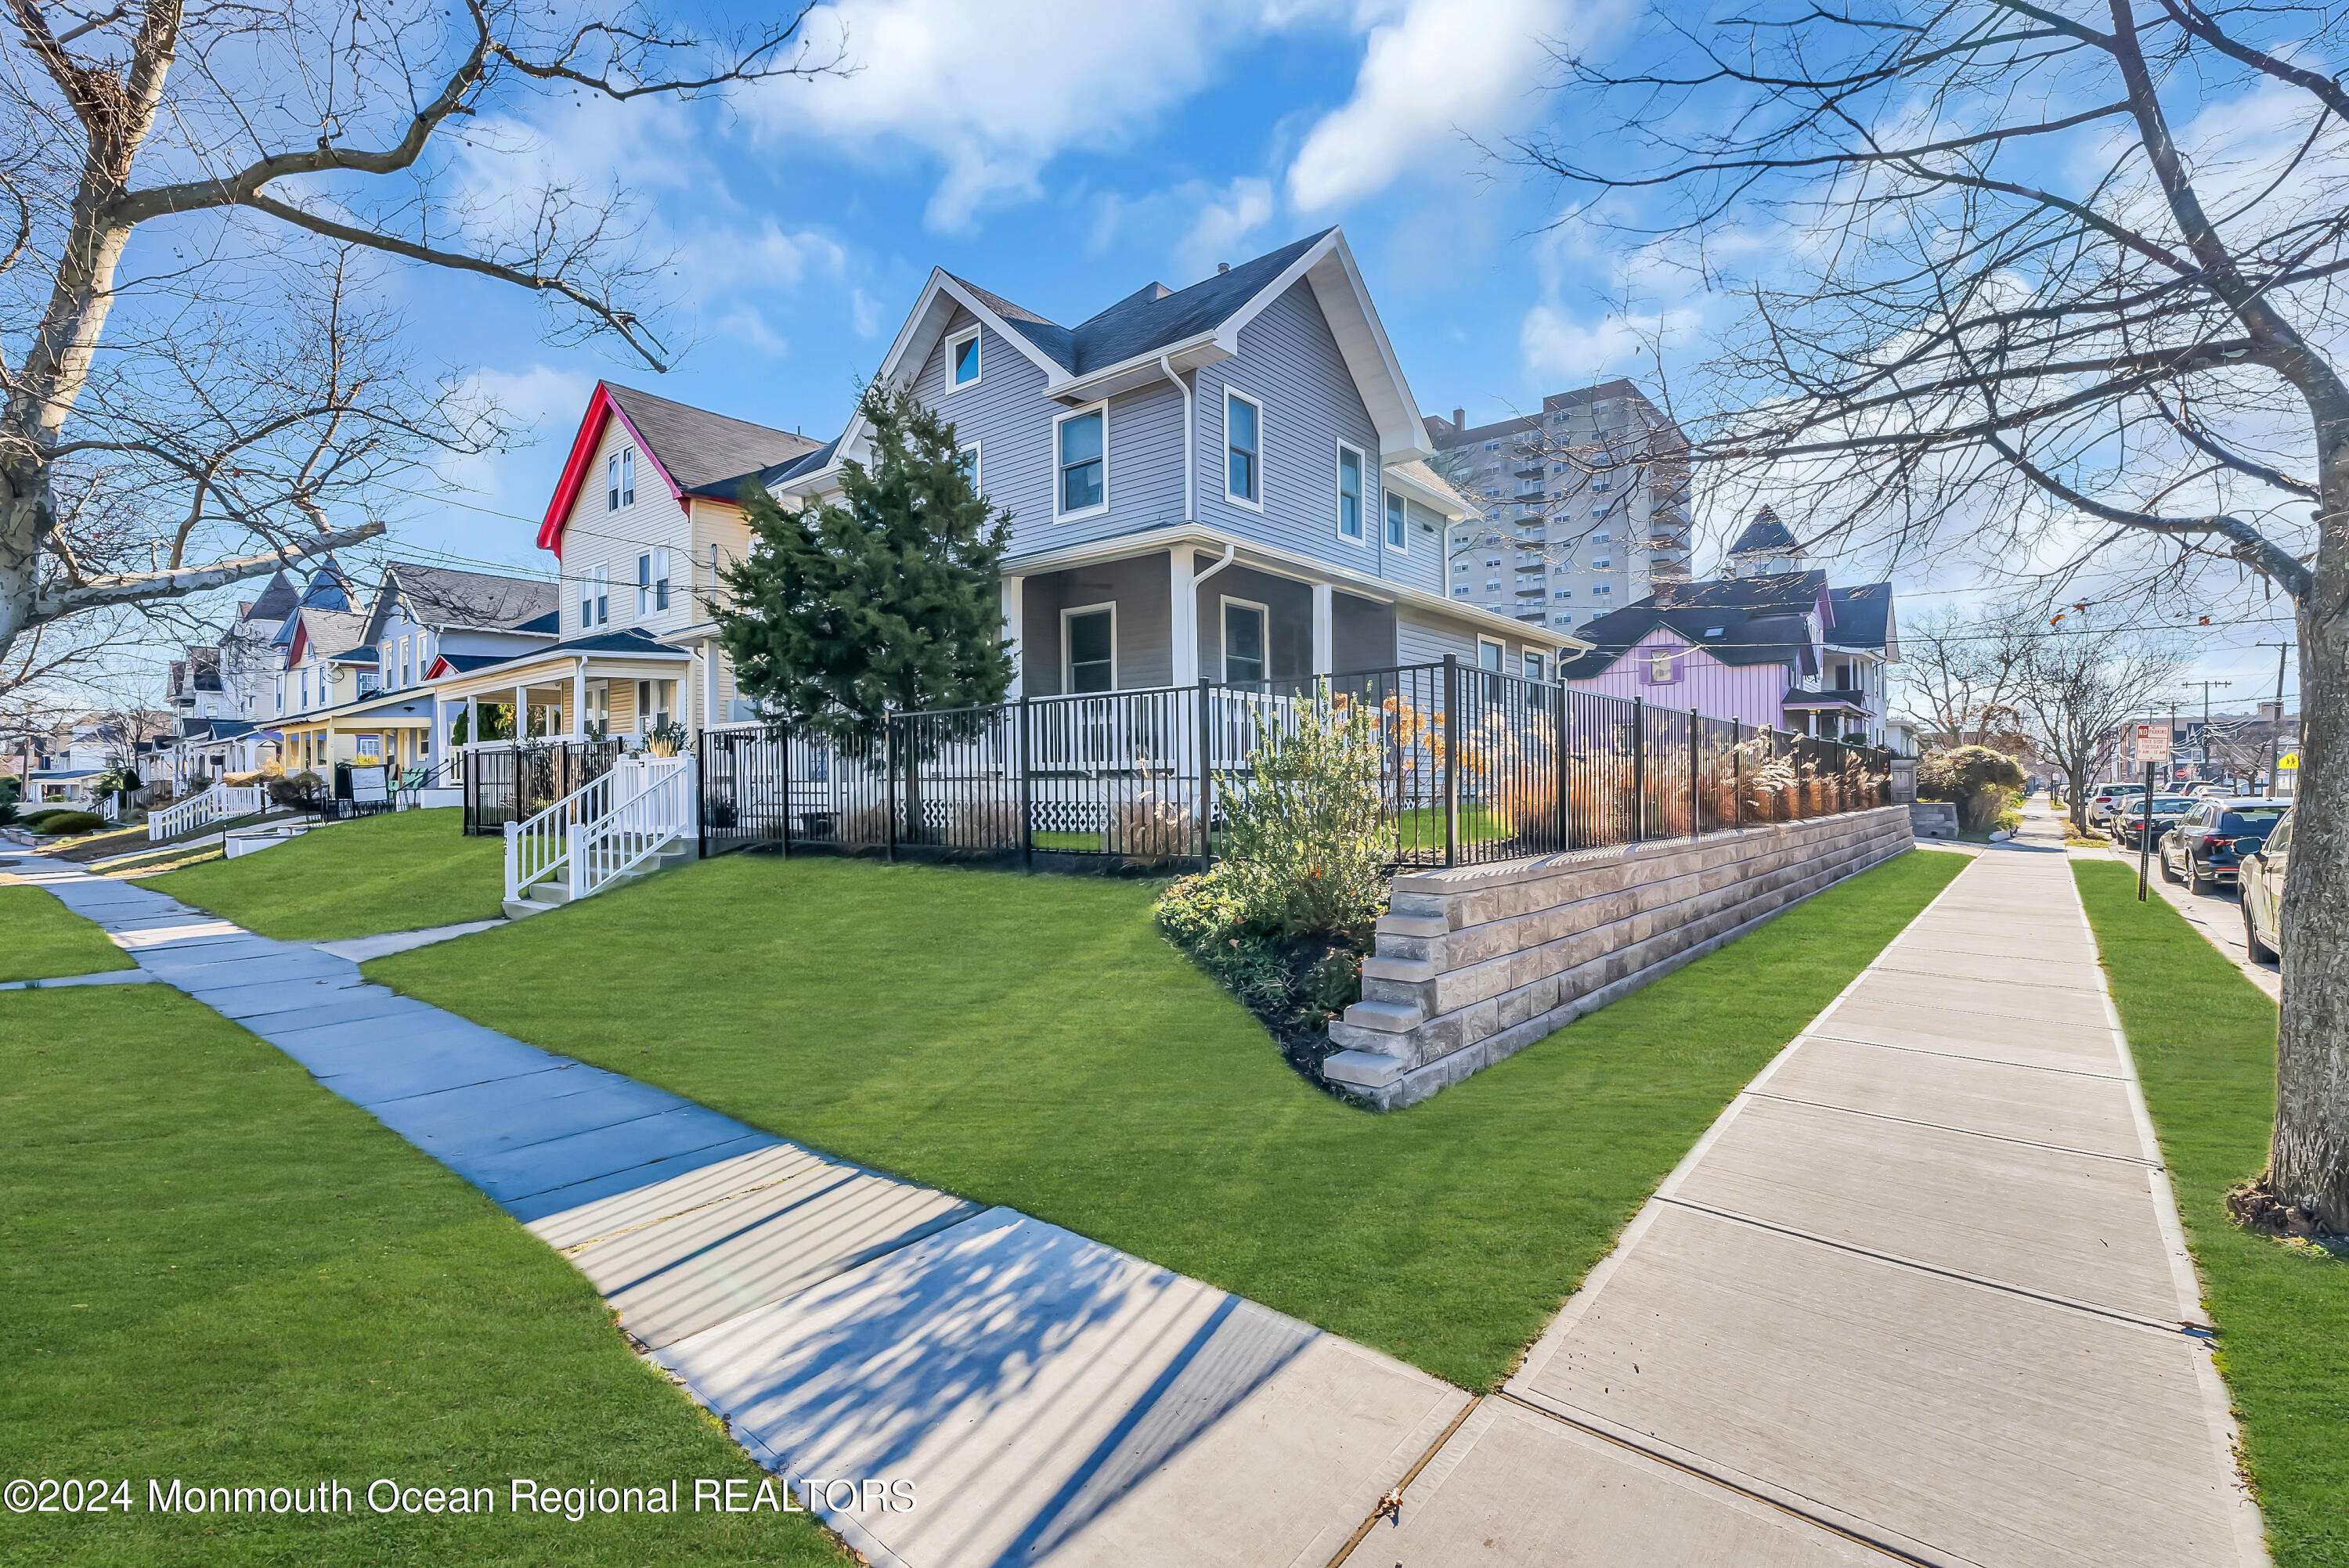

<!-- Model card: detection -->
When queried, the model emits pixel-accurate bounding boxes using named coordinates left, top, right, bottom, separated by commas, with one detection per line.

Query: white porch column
left=430, top=697, right=450, bottom=778
left=514, top=683, right=529, bottom=740
left=464, top=692, right=478, bottom=752
left=1001, top=575, right=1026, bottom=697
left=1310, top=582, right=1334, bottom=676
left=1169, top=551, right=1199, bottom=686
left=571, top=663, right=588, bottom=741
left=701, top=641, right=719, bottom=727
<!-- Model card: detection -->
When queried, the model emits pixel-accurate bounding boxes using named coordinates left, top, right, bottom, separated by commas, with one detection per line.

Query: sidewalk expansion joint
left=1804, top=1033, right=2133, bottom=1082
left=1868, top=960, right=2105, bottom=996
left=1655, top=1195, right=2206, bottom=1338
left=1324, top=1394, right=1481, bottom=1568
left=1743, top=1090, right=2164, bottom=1170
left=1489, top=1390, right=1937, bottom=1567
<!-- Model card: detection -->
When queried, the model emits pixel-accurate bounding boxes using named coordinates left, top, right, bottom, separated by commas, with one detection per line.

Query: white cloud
left=433, top=363, right=598, bottom=504
left=1287, top=0, right=1624, bottom=211
left=755, top=0, right=1267, bottom=232
left=1093, top=175, right=1280, bottom=282
left=1174, top=177, right=1277, bottom=279
left=1519, top=302, right=1693, bottom=384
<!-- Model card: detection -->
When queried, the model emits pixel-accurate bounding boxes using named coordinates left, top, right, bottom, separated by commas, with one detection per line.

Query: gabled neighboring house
left=770, top=225, right=1576, bottom=697
left=157, top=567, right=300, bottom=788
left=423, top=383, right=824, bottom=751
left=364, top=561, right=561, bottom=695
left=1555, top=516, right=1899, bottom=744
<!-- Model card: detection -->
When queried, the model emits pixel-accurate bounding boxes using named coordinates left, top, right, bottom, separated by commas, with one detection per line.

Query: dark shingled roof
left=1557, top=571, right=1831, bottom=679
left=604, top=384, right=824, bottom=498
left=1727, top=507, right=1800, bottom=557
left=292, top=607, right=370, bottom=661
left=951, top=229, right=1333, bottom=379
left=242, top=569, right=300, bottom=624
left=384, top=561, right=560, bottom=633
left=1826, top=582, right=1895, bottom=651
left=437, top=627, right=691, bottom=683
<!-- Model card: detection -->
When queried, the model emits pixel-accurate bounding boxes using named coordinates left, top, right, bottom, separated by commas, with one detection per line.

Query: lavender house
left=1556, top=514, right=1897, bottom=744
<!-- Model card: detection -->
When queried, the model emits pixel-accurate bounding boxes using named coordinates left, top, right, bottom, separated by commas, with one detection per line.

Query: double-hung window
left=606, top=454, right=620, bottom=511
left=1221, top=597, right=1268, bottom=685
left=589, top=565, right=610, bottom=626
left=947, top=326, right=981, bottom=389
left=1062, top=604, right=1115, bottom=693
left=637, top=548, right=671, bottom=615
left=1336, top=443, right=1365, bottom=541
left=1055, top=404, right=1106, bottom=519
left=958, top=442, right=981, bottom=493
left=1523, top=652, right=1546, bottom=681
left=621, top=449, right=635, bottom=506
left=1384, top=490, right=1408, bottom=552
left=1225, top=391, right=1261, bottom=508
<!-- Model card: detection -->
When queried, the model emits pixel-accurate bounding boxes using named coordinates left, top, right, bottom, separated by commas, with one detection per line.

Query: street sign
left=2278, top=751, right=2300, bottom=772
left=2135, top=722, right=2172, bottom=763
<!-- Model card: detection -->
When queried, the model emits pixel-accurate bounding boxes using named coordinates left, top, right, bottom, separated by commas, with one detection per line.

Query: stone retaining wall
left=1323, top=806, right=1914, bottom=1109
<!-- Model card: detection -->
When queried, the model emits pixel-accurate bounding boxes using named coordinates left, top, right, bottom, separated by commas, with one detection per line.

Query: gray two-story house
left=767, top=227, right=1580, bottom=695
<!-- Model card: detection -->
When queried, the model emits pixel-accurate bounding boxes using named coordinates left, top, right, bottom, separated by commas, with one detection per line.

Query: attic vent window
left=947, top=326, right=980, bottom=390
left=1704, top=626, right=1725, bottom=637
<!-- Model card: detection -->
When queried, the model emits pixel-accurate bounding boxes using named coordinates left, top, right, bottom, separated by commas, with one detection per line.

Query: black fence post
left=1442, top=654, right=1460, bottom=867
left=778, top=726, right=793, bottom=859
left=1018, top=694, right=1034, bottom=871
left=884, top=719, right=898, bottom=864
left=1689, top=706, right=1700, bottom=840
left=1631, top=696, right=1646, bottom=843
left=1732, top=719, right=1744, bottom=829
left=695, top=731, right=708, bottom=860
left=1553, top=679, right=1568, bottom=853
left=1196, top=676, right=1214, bottom=868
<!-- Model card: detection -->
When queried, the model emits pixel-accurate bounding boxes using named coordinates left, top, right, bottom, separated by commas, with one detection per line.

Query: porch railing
left=463, top=737, right=623, bottom=835
left=695, top=658, right=1895, bottom=871
left=147, top=781, right=265, bottom=842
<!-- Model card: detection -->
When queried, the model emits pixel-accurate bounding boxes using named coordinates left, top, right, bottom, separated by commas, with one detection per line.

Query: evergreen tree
left=716, top=381, right=1016, bottom=758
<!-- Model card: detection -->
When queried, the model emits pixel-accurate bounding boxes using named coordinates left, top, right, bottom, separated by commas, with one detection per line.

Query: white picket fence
left=147, top=782, right=265, bottom=842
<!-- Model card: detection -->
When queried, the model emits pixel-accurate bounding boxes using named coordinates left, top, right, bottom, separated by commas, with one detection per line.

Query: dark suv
left=2158, top=798, right=2289, bottom=893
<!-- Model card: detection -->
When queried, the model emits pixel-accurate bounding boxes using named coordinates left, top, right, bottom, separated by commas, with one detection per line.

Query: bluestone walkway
left=2, top=857, right=1467, bottom=1568
left=1357, top=827, right=2266, bottom=1566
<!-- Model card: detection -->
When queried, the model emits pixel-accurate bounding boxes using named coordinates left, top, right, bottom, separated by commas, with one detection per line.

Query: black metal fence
left=462, top=738, right=624, bottom=834
left=695, top=656, right=1893, bottom=871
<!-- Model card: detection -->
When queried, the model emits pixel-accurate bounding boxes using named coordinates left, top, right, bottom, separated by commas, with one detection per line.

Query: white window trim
left=620, top=447, right=636, bottom=506
left=1223, top=387, right=1265, bottom=512
left=1059, top=601, right=1118, bottom=692
left=1476, top=634, right=1506, bottom=672
left=1219, top=594, right=1271, bottom=684
left=1053, top=401, right=1110, bottom=524
left=958, top=438, right=982, bottom=494
left=1383, top=488, right=1409, bottom=555
left=945, top=324, right=982, bottom=391
left=1334, top=439, right=1368, bottom=544
left=605, top=453, right=619, bottom=512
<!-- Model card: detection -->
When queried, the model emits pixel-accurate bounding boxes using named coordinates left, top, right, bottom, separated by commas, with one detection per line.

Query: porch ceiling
left=431, top=653, right=689, bottom=701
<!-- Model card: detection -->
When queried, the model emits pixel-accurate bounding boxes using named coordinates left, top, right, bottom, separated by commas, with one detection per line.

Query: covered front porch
left=1781, top=689, right=1875, bottom=743
left=276, top=692, right=436, bottom=780
left=425, top=632, right=698, bottom=787
left=1001, top=539, right=1496, bottom=699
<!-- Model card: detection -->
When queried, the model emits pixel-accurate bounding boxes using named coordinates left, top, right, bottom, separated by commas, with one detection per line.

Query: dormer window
left=1225, top=390, right=1261, bottom=508
left=947, top=326, right=981, bottom=390
left=606, top=449, right=635, bottom=510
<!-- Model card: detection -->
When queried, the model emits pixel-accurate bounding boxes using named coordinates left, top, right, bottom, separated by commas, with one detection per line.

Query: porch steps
left=501, top=837, right=696, bottom=921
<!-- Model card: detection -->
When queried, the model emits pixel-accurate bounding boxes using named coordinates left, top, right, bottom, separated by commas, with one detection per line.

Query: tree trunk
left=2274, top=597, right=2349, bottom=1230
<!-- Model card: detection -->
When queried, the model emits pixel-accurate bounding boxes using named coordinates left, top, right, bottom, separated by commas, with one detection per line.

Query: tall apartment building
left=1423, top=378, right=1692, bottom=638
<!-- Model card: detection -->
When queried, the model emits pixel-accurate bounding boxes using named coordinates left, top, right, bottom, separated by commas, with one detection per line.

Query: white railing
left=568, top=757, right=693, bottom=900
left=504, top=769, right=615, bottom=902
left=503, top=755, right=694, bottom=906
left=147, top=782, right=265, bottom=842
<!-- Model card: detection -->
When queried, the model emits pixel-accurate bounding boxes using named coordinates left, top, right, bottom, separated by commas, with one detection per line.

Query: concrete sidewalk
left=1358, top=828, right=2264, bottom=1566
left=3, top=859, right=1466, bottom=1568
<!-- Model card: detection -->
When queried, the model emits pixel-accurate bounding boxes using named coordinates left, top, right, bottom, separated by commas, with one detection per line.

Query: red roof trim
left=285, top=620, right=310, bottom=669
left=534, top=383, right=687, bottom=556
left=423, top=654, right=455, bottom=680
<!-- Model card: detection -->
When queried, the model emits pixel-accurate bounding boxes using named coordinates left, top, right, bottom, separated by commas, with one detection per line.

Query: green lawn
left=370, top=846, right=1965, bottom=1390
left=2073, top=861, right=2348, bottom=1568
left=146, top=809, right=501, bottom=940
left=0, top=984, right=846, bottom=1567
left=0, top=883, right=133, bottom=982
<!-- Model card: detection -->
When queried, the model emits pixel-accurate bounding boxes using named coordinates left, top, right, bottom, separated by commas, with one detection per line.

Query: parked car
left=2240, top=806, right=2292, bottom=963
left=2158, top=798, right=2289, bottom=892
left=2086, top=783, right=2145, bottom=827
left=2110, top=795, right=2199, bottom=849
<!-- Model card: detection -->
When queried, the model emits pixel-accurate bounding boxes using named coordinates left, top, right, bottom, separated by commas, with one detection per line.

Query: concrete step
left=1339, top=998, right=1424, bottom=1034
left=1361, top=955, right=1436, bottom=986
left=525, top=881, right=575, bottom=905
left=500, top=898, right=553, bottom=921
left=1374, top=912, right=1449, bottom=941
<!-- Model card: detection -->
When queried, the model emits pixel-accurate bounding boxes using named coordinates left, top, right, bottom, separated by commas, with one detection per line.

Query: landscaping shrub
left=32, top=809, right=106, bottom=836
left=268, top=770, right=327, bottom=814
left=0, top=795, right=15, bottom=827
left=1157, top=686, right=1388, bottom=1079
left=1102, top=790, right=1194, bottom=863
left=1918, top=744, right=2026, bottom=831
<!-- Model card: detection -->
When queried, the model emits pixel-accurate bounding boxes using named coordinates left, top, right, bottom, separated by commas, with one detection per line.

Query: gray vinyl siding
left=918, top=308, right=1186, bottom=557
left=1397, top=606, right=1477, bottom=668
left=1193, top=562, right=1312, bottom=685
left=1195, top=281, right=1442, bottom=597
left=1018, top=552, right=1173, bottom=695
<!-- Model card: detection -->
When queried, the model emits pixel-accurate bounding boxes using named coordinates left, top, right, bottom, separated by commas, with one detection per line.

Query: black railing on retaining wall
left=694, top=656, right=1893, bottom=871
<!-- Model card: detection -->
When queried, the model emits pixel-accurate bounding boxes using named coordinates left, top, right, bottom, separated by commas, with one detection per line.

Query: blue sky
left=385, top=0, right=1658, bottom=577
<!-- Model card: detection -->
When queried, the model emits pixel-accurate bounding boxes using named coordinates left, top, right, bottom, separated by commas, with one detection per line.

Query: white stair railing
left=503, top=769, right=615, bottom=902
left=567, top=757, right=693, bottom=901
left=147, top=782, right=265, bottom=841
left=504, top=756, right=695, bottom=906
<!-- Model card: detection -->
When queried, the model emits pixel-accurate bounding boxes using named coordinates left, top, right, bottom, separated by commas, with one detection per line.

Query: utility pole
left=2253, top=642, right=2293, bottom=794
left=2178, top=679, right=2233, bottom=779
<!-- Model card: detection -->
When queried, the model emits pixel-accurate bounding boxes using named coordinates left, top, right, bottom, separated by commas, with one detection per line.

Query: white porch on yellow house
left=273, top=690, right=438, bottom=777
left=424, top=629, right=701, bottom=783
